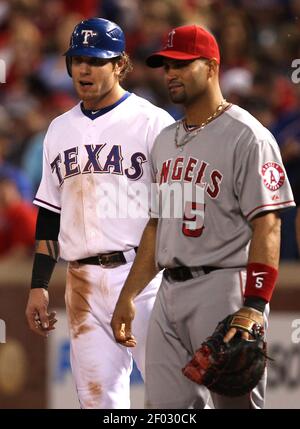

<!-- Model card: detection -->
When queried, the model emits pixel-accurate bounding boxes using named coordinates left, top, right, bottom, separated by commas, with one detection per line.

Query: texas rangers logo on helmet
left=262, top=161, right=285, bottom=191
left=81, top=30, right=97, bottom=44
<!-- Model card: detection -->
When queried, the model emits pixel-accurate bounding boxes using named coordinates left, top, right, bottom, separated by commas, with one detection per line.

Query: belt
left=77, top=248, right=138, bottom=268
left=163, top=266, right=222, bottom=282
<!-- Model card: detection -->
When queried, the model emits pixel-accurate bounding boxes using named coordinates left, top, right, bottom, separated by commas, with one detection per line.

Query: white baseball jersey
left=150, top=104, right=295, bottom=268
left=34, top=92, right=174, bottom=260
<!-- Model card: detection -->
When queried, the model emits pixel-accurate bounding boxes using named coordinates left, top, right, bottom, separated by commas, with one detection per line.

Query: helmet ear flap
left=66, top=57, right=72, bottom=77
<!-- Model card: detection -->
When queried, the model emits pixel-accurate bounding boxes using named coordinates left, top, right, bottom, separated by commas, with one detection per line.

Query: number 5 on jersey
left=182, top=187, right=205, bottom=237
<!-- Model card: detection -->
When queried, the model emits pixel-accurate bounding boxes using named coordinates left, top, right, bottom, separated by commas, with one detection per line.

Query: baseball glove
left=182, top=313, right=268, bottom=397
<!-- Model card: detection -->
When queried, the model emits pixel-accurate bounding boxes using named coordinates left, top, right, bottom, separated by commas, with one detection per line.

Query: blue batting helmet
left=64, top=18, right=125, bottom=76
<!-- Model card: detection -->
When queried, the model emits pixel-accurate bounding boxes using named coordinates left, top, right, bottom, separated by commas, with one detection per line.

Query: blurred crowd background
left=0, top=0, right=300, bottom=261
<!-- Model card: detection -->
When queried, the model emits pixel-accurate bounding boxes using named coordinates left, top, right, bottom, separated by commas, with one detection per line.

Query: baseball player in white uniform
left=111, top=25, right=295, bottom=408
left=25, top=18, right=174, bottom=409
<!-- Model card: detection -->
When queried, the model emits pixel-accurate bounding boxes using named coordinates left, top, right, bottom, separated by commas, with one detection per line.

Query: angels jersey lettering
left=150, top=104, right=295, bottom=268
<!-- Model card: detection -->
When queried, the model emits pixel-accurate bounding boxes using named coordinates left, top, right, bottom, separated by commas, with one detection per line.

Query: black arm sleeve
left=31, top=208, right=60, bottom=290
left=31, top=253, right=56, bottom=290
left=35, top=207, right=60, bottom=240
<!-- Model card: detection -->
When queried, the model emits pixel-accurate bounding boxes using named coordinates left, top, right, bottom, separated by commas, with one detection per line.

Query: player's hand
left=25, top=288, right=57, bottom=337
left=223, top=306, right=264, bottom=343
left=111, top=294, right=137, bottom=348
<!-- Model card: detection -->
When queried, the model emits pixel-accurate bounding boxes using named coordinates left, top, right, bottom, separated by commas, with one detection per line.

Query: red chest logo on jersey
left=261, top=162, right=285, bottom=191
left=159, top=157, right=223, bottom=199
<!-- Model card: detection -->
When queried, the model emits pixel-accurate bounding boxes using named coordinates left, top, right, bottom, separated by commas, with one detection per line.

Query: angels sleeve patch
left=261, top=162, right=285, bottom=191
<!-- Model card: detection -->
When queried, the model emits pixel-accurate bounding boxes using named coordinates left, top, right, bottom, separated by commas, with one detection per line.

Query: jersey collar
left=80, top=91, right=131, bottom=120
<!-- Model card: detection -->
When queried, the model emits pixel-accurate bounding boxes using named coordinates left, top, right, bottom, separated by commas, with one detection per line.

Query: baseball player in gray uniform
left=111, top=25, right=295, bottom=409
left=25, top=18, right=173, bottom=409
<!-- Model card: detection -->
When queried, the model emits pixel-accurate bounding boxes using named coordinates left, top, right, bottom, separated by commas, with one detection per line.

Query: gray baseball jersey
left=150, top=104, right=295, bottom=268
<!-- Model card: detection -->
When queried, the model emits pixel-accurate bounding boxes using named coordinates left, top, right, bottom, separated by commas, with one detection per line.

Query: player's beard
left=168, top=88, right=201, bottom=107
left=168, top=87, right=187, bottom=104
left=169, top=83, right=207, bottom=107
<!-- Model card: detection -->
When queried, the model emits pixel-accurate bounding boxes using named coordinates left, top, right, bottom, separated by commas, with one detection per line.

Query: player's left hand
left=223, top=306, right=264, bottom=343
left=111, top=294, right=137, bottom=347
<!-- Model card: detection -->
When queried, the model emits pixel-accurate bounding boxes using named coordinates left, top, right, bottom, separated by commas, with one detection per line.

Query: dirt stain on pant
left=81, top=382, right=103, bottom=408
left=65, top=263, right=93, bottom=339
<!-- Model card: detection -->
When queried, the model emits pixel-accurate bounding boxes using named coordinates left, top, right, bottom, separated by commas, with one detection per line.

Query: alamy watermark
left=0, top=59, right=6, bottom=83
left=94, top=182, right=205, bottom=220
left=291, top=59, right=300, bottom=84
left=0, top=319, right=6, bottom=343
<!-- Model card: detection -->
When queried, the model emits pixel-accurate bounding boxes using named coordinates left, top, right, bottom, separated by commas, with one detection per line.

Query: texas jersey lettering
left=34, top=92, right=174, bottom=261
left=30, top=17, right=175, bottom=411
left=50, top=144, right=147, bottom=185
